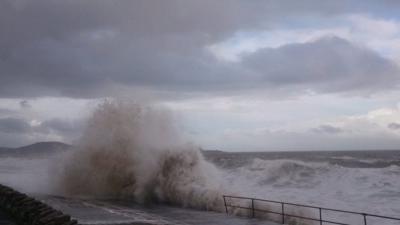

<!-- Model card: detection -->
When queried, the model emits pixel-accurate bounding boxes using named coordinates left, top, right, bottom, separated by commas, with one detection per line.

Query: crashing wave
left=58, top=100, right=224, bottom=211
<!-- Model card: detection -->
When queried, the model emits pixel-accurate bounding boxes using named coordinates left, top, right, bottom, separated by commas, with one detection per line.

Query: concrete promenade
left=40, top=195, right=281, bottom=225
left=0, top=183, right=280, bottom=225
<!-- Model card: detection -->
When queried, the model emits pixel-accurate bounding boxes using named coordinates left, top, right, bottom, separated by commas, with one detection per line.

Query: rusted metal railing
left=223, top=195, right=400, bottom=225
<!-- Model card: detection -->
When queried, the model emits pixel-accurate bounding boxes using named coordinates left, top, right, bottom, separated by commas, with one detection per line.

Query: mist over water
left=58, top=100, right=225, bottom=210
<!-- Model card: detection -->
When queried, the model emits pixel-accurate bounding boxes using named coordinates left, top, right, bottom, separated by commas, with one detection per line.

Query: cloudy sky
left=1, top=0, right=400, bottom=151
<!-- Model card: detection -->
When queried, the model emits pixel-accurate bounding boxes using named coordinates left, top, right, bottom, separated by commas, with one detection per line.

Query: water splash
left=58, top=100, right=224, bottom=210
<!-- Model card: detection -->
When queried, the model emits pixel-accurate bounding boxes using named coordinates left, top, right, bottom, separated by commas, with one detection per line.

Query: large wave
left=56, top=100, right=318, bottom=224
left=58, top=100, right=225, bottom=210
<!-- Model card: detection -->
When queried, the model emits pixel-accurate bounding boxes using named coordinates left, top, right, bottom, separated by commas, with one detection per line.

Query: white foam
left=223, top=158, right=400, bottom=224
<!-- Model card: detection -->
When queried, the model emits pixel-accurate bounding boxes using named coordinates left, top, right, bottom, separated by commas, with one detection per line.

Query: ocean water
left=204, top=150, right=400, bottom=224
left=0, top=150, right=399, bottom=225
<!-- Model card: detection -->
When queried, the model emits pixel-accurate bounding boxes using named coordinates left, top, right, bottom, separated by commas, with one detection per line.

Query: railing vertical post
left=363, top=214, right=367, bottom=225
left=251, top=198, right=254, bottom=218
left=251, top=198, right=255, bottom=218
left=281, top=202, right=285, bottom=224
left=223, top=195, right=228, bottom=214
left=319, top=208, right=322, bottom=225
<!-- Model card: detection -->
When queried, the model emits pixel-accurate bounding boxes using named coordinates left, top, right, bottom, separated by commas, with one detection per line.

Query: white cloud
left=348, top=15, right=399, bottom=37
left=162, top=93, right=400, bottom=151
left=209, top=14, right=400, bottom=63
left=208, top=28, right=350, bottom=62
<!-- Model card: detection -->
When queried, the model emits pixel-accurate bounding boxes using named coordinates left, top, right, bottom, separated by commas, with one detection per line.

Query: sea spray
left=56, top=100, right=314, bottom=224
left=58, top=100, right=224, bottom=210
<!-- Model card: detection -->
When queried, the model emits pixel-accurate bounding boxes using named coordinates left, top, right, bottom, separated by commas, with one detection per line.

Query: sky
left=1, top=0, right=400, bottom=151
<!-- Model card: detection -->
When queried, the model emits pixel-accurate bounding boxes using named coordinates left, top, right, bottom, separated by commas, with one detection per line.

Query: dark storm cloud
left=0, top=0, right=399, bottom=98
left=311, top=124, right=344, bottom=134
left=388, top=122, right=400, bottom=130
left=0, top=0, right=260, bottom=97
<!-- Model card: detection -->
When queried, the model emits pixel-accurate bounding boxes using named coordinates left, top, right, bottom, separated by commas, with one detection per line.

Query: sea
left=204, top=150, right=400, bottom=224
left=0, top=149, right=399, bottom=225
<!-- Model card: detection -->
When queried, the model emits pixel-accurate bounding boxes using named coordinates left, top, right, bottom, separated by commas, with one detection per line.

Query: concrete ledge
left=0, top=184, right=78, bottom=225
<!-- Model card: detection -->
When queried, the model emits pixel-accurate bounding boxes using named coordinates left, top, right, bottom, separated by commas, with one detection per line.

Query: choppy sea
left=1, top=149, right=399, bottom=225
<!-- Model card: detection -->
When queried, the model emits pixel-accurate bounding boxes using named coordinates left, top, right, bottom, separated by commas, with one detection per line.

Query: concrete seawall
left=0, top=184, right=77, bottom=225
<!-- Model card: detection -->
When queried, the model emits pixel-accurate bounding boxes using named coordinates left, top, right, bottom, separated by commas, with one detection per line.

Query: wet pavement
left=39, top=195, right=279, bottom=225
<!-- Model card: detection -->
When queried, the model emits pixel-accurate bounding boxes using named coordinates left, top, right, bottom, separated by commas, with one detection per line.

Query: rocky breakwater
left=0, top=184, right=77, bottom=225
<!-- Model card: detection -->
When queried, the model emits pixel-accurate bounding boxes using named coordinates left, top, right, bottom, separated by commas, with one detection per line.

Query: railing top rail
left=225, top=203, right=350, bottom=225
left=223, top=195, right=400, bottom=221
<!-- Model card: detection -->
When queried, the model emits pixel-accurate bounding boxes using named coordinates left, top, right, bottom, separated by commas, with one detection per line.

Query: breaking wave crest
left=58, top=100, right=224, bottom=210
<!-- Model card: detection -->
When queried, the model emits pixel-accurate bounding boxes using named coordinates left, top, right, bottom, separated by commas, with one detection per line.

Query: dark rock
left=0, top=184, right=78, bottom=225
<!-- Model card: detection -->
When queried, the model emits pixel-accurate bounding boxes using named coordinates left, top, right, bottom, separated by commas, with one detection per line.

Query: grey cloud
left=0, top=1, right=399, bottom=98
left=0, top=0, right=372, bottom=50
left=0, top=108, right=16, bottom=115
left=242, top=37, right=400, bottom=95
left=0, top=117, right=32, bottom=134
left=40, top=118, right=84, bottom=135
left=388, top=123, right=400, bottom=130
left=0, top=116, right=84, bottom=146
left=19, top=100, right=31, bottom=109
left=311, top=124, right=344, bottom=134
left=218, top=127, right=400, bottom=151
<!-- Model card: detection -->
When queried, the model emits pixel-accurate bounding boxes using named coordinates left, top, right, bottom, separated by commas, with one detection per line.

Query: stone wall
left=0, top=184, right=77, bottom=225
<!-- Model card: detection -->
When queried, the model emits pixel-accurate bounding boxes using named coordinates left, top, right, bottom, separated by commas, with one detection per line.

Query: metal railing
left=223, top=195, right=400, bottom=225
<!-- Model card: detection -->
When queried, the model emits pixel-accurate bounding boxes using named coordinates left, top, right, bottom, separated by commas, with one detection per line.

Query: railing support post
left=363, top=214, right=367, bottom=225
left=223, top=195, right=228, bottom=214
left=281, top=202, right=285, bottom=224
left=319, top=208, right=322, bottom=225
left=251, top=198, right=255, bottom=218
